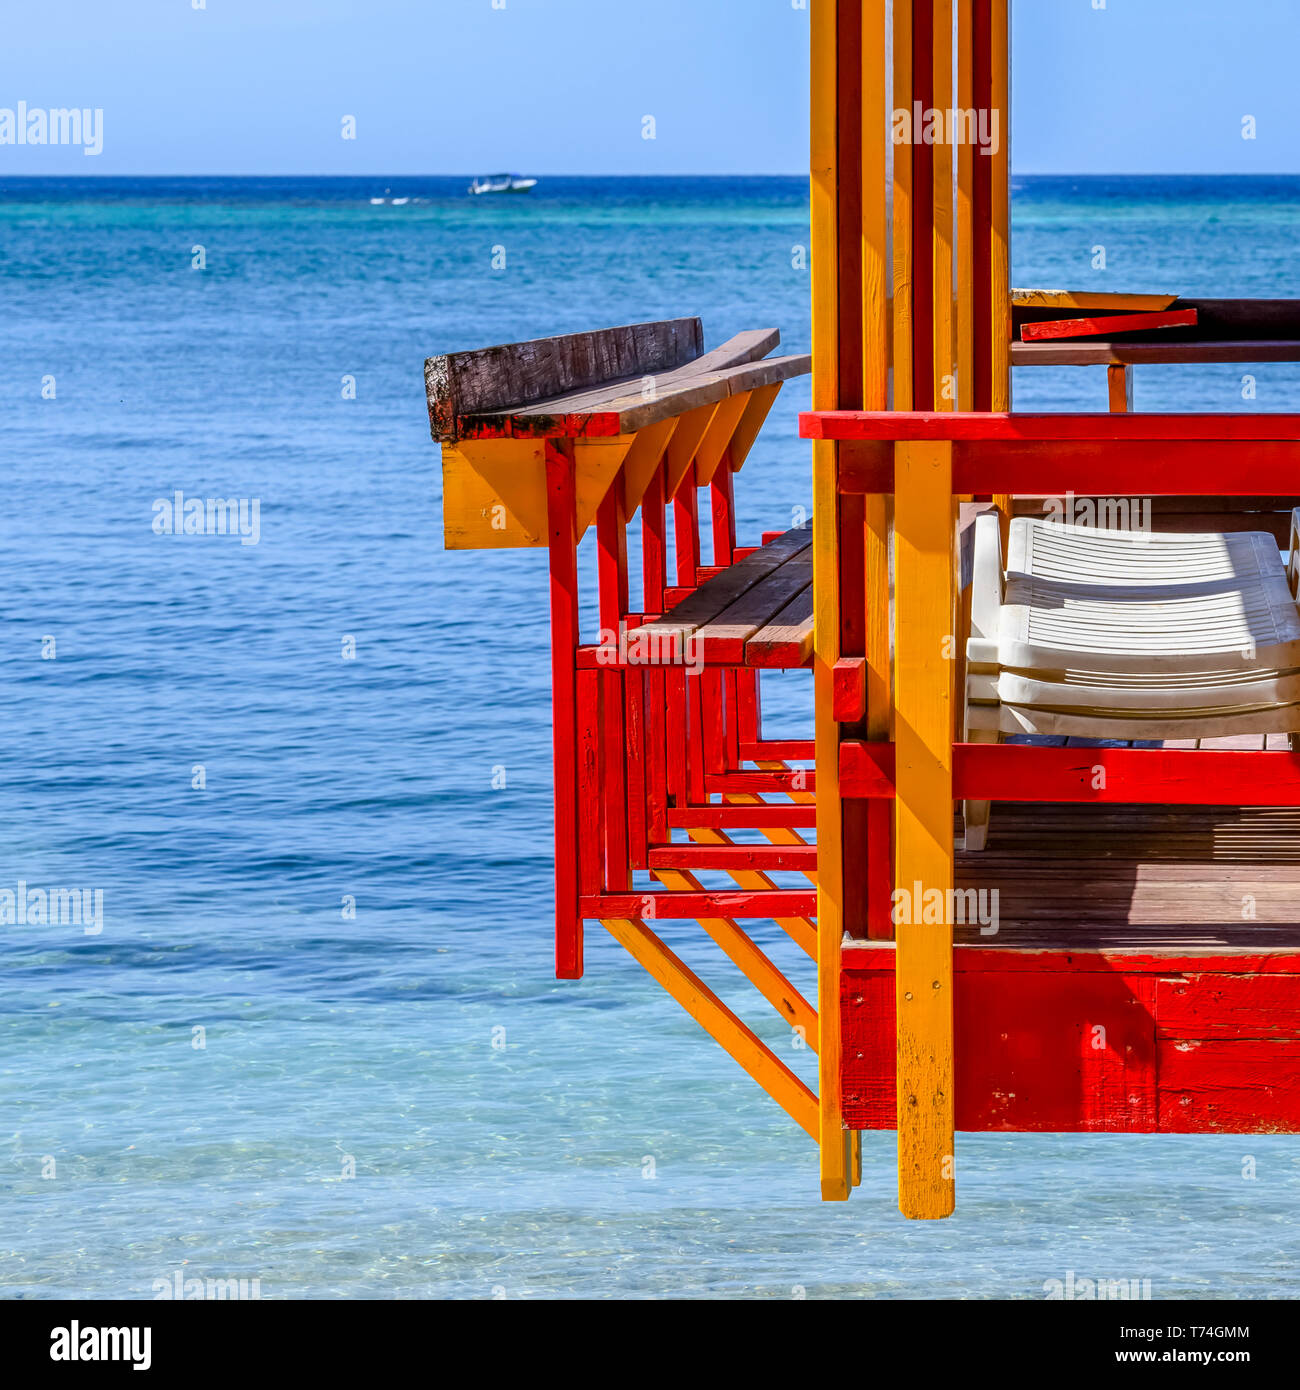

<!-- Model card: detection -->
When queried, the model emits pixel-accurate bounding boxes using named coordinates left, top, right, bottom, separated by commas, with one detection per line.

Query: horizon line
left=1, top=169, right=1298, bottom=180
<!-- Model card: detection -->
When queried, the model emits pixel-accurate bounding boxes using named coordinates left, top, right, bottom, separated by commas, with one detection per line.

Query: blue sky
left=2, top=0, right=1297, bottom=175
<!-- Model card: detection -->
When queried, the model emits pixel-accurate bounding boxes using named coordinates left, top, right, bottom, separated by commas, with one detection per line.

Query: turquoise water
left=1, top=174, right=1298, bottom=1300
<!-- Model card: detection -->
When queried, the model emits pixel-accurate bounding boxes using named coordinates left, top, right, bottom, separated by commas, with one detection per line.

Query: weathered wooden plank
left=746, top=586, right=814, bottom=668
left=467, top=329, right=779, bottom=427
left=1012, top=339, right=1300, bottom=367
left=462, top=355, right=812, bottom=439
left=1011, top=288, right=1180, bottom=312
left=426, top=318, right=702, bottom=441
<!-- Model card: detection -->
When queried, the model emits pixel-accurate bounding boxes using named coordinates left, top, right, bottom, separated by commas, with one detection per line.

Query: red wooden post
left=646, top=664, right=669, bottom=842
left=545, top=441, right=583, bottom=979
left=576, top=669, right=603, bottom=899
left=625, top=653, right=649, bottom=871
left=641, top=467, right=668, bottom=615
left=711, top=465, right=737, bottom=566
left=673, top=465, right=701, bottom=588
left=597, top=488, right=632, bottom=890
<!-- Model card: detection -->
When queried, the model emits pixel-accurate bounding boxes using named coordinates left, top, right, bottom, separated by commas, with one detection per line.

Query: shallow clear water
left=1, top=174, right=1298, bottom=1299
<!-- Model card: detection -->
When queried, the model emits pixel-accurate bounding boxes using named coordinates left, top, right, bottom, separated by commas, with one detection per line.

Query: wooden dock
left=433, top=0, right=1300, bottom=1219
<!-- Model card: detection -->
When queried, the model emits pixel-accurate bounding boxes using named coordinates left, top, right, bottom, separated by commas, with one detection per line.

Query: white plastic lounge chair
left=963, top=508, right=1300, bottom=849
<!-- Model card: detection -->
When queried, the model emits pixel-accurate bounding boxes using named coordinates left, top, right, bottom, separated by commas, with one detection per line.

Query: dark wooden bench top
left=640, top=523, right=814, bottom=668
left=426, top=318, right=810, bottom=442
left=1011, top=296, right=1300, bottom=368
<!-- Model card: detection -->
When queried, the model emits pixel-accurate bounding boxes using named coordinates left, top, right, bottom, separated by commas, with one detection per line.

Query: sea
left=1, top=174, right=1298, bottom=1299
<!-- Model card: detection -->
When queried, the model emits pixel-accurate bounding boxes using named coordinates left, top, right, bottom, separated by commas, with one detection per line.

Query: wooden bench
left=428, top=319, right=814, bottom=980
left=638, top=523, right=814, bottom=667
left=428, top=318, right=811, bottom=551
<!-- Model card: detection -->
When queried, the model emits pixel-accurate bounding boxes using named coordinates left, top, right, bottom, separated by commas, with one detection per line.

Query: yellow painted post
left=811, top=0, right=851, bottom=1201
left=893, top=440, right=956, bottom=1220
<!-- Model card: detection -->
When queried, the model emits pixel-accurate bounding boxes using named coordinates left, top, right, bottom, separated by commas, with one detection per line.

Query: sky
left=1, top=0, right=1297, bottom=176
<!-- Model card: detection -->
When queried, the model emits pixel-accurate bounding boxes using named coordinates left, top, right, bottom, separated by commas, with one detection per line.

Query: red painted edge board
left=745, top=642, right=813, bottom=669
left=839, top=742, right=1300, bottom=805
left=842, top=944, right=1300, bottom=975
left=841, top=952, right=1300, bottom=1133
left=582, top=891, right=817, bottom=920
left=839, top=438, right=1300, bottom=496
left=646, top=844, right=817, bottom=871
left=800, top=410, right=1300, bottom=441
left=665, top=807, right=818, bottom=829
left=705, top=770, right=816, bottom=794
left=739, top=740, right=815, bottom=761
left=1020, top=308, right=1198, bottom=342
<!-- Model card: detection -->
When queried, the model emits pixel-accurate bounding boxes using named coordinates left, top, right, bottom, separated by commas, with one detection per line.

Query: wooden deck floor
left=956, top=796, right=1300, bottom=947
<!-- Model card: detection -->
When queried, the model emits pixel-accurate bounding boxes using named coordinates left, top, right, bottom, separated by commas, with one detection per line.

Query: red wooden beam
left=666, top=806, right=819, bottom=829
left=1020, top=308, right=1197, bottom=342
left=582, top=891, right=817, bottom=920
left=955, top=743, right=1300, bottom=805
left=801, top=410, right=1300, bottom=441
left=705, top=770, right=816, bottom=795
left=838, top=439, right=1300, bottom=497
left=838, top=741, right=1300, bottom=805
left=739, top=740, right=815, bottom=761
left=646, top=844, right=818, bottom=872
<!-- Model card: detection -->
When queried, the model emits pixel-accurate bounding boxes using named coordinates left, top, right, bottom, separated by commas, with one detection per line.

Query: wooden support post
left=862, top=0, right=893, bottom=942
left=641, top=466, right=668, bottom=615
left=811, top=0, right=851, bottom=1201
left=546, top=441, right=583, bottom=979
left=893, top=441, right=956, bottom=1219
left=673, top=465, right=701, bottom=589
left=1108, top=363, right=1135, bottom=413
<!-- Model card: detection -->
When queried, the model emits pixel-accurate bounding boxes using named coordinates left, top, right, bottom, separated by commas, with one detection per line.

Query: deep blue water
left=1, top=174, right=1299, bottom=1299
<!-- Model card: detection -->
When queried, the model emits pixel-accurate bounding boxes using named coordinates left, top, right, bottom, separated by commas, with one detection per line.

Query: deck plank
left=638, top=524, right=811, bottom=640
left=746, top=586, right=814, bottom=667
left=696, top=550, right=813, bottom=662
left=955, top=802, right=1300, bottom=936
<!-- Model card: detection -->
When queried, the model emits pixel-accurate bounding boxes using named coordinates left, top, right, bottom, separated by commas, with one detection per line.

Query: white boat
left=468, top=173, right=538, bottom=196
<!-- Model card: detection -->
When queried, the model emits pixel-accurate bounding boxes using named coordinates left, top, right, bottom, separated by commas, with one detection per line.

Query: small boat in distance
left=468, top=173, right=538, bottom=196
